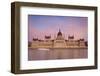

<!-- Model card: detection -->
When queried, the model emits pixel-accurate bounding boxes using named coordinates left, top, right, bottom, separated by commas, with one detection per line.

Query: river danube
left=28, top=48, right=87, bottom=61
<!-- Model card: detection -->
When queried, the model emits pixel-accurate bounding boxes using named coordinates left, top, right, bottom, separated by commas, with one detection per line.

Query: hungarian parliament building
left=29, top=29, right=88, bottom=48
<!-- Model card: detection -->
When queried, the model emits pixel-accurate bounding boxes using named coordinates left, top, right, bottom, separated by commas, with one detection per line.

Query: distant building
left=30, top=29, right=87, bottom=48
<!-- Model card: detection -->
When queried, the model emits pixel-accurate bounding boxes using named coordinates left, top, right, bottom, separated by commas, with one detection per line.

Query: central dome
left=57, top=29, right=62, bottom=36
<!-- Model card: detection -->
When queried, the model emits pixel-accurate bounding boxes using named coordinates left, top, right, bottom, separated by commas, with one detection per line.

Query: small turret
left=45, top=35, right=51, bottom=39
left=68, top=35, right=74, bottom=39
left=33, top=38, right=38, bottom=41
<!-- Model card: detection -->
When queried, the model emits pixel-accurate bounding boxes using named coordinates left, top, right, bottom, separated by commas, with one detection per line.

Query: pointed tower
left=56, top=29, right=64, bottom=40
left=57, top=29, right=62, bottom=36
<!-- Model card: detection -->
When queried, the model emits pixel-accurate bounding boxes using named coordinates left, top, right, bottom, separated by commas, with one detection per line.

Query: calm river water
left=28, top=48, right=88, bottom=61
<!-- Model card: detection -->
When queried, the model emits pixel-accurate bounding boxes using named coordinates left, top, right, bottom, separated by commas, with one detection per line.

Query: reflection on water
left=28, top=48, right=88, bottom=61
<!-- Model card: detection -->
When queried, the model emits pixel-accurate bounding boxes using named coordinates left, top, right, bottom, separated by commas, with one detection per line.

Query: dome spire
left=57, top=28, right=62, bottom=36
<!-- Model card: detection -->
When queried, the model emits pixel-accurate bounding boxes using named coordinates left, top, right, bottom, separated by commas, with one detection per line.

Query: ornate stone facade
left=30, top=29, right=87, bottom=48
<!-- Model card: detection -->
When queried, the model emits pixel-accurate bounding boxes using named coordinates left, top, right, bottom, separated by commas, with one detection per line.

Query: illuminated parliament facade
left=29, top=29, right=87, bottom=48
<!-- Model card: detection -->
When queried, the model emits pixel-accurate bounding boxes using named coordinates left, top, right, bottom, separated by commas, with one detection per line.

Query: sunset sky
left=28, top=15, right=88, bottom=41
